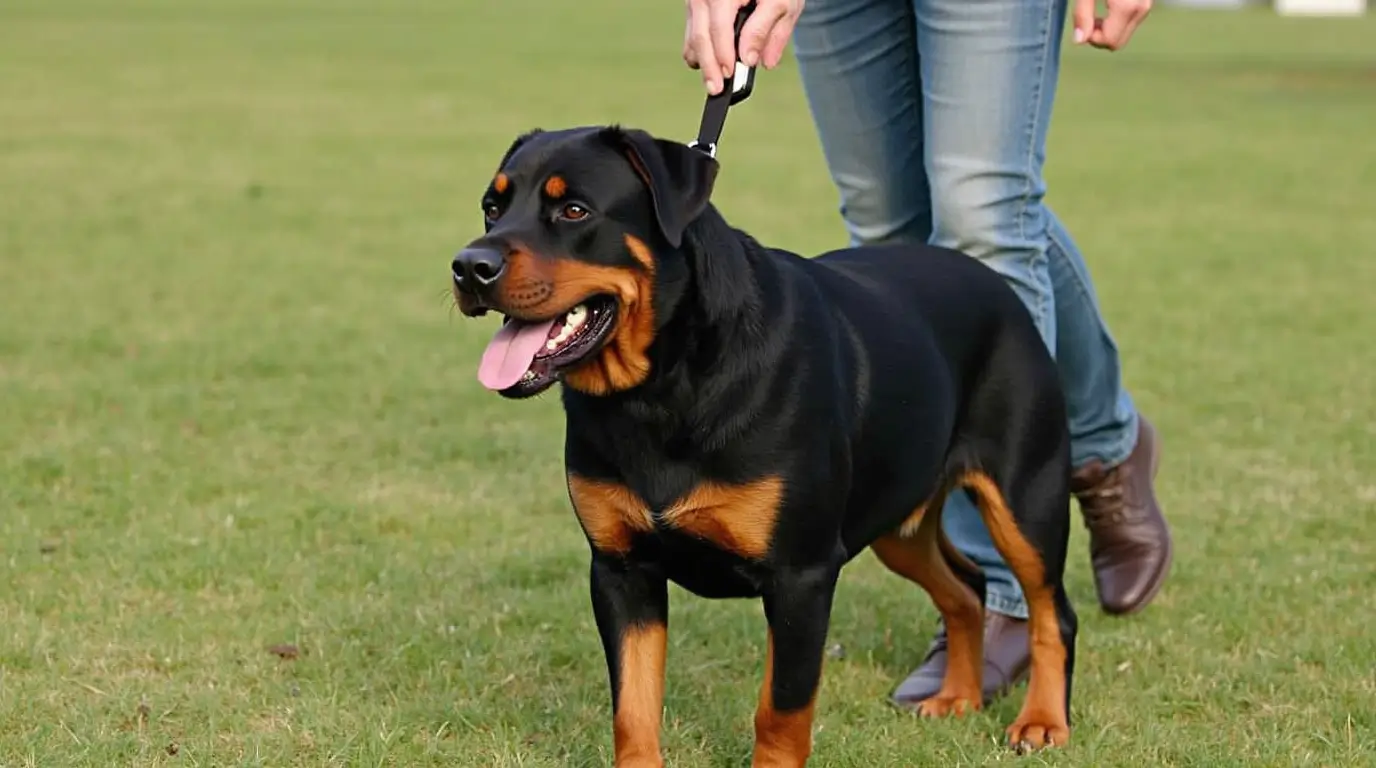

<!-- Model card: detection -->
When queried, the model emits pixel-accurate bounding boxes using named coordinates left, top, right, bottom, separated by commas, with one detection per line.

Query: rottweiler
left=450, top=125, right=1079, bottom=766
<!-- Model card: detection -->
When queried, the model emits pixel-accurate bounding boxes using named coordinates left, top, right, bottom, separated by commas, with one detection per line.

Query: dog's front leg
left=590, top=553, right=669, bottom=768
left=752, top=561, right=841, bottom=768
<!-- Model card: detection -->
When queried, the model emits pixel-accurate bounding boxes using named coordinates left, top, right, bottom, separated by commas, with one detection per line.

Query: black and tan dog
left=451, top=125, right=1078, bottom=766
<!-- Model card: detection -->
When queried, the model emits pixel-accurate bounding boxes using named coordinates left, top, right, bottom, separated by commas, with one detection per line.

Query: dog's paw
left=1006, top=717, right=1069, bottom=753
left=915, top=693, right=980, bottom=718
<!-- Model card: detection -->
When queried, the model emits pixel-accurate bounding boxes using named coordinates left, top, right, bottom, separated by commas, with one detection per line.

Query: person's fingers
left=739, top=1, right=787, bottom=67
left=1118, top=14, right=1146, bottom=47
left=708, top=0, right=745, bottom=85
left=1116, top=1, right=1152, bottom=48
left=683, top=14, right=701, bottom=69
left=761, top=0, right=804, bottom=68
left=1089, top=0, right=1150, bottom=50
left=1091, top=6, right=1129, bottom=49
left=685, top=0, right=724, bottom=93
left=688, top=0, right=808, bottom=88
left=1072, top=0, right=1097, bottom=45
left=760, top=18, right=797, bottom=69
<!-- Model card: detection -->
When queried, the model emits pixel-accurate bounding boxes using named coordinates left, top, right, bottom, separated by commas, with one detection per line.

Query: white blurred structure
left=1273, top=0, right=1366, bottom=13
left=1161, top=0, right=1366, bottom=12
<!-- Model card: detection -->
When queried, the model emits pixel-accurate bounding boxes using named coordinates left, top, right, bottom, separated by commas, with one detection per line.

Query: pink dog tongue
left=477, top=318, right=558, bottom=391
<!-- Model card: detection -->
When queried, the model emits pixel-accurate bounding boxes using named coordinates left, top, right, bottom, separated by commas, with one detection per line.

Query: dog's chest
left=566, top=472, right=784, bottom=596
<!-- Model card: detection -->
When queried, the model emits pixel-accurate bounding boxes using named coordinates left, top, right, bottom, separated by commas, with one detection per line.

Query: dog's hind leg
left=871, top=487, right=986, bottom=716
left=959, top=468, right=1078, bottom=751
left=936, top=518, right=987, bottom=612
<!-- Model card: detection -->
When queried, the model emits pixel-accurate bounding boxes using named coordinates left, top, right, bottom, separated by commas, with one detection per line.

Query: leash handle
left=723, top=1, right=758, bottom=106
left=688, top=1, right=758, bottom=159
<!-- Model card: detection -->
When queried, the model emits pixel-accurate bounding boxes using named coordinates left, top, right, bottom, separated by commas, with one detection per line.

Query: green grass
left=2, top=1, right=1374, bottom=765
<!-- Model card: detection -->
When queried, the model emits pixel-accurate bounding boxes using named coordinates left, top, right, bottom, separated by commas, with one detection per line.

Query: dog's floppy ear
left=605, top=127, right=719, bottom=248
left=497, top=128, right=543, bottom=171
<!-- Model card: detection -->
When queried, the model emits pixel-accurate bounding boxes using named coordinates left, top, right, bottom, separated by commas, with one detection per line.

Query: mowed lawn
left=2, top=1, right=1374, bottom=765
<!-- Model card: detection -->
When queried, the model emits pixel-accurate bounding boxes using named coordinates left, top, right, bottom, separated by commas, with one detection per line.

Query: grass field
left=2, top=1, right=1375, bottom=765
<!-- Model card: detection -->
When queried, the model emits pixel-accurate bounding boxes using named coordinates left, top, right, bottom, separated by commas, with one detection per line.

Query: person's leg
left=792, top=0, right=930, bottom=247
left=813, top=0, right=1070, bottom=710
left=1047, top=217, right=1137, bottom=467
left=792, top=0, right=1028, bottom=625
left=907, top=0, right=1071, bottom=634
left=1048, top=218, right=1172, bottom=616
left=913, top=0, right=1171, bottom=618
left=793, top=0, right=1034, bottom=709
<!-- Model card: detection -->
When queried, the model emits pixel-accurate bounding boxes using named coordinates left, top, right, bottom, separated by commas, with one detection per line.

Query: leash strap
left=687, top=1, right=758, bottom=159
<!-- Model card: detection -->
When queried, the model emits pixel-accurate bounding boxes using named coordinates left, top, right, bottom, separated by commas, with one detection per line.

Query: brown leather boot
left=891, top=612, right=1030, bottom=709
left=1073, top=415, right=1173, bottom=615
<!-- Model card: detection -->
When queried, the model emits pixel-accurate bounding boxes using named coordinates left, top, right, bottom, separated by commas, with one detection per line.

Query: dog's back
left=772, top=242, right=1070, bottom=551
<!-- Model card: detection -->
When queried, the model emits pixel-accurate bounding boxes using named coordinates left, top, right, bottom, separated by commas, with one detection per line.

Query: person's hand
left=1073, top=0, right=1151, bottom=51
left=683, top=0, right=806, bottom=95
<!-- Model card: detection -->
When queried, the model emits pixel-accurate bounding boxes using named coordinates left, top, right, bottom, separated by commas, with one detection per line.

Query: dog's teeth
left=521, top=370, right=536, bottom=382
left=566, top=304, right=587, bottom=330
left=544, top=305, right=588, bottom=354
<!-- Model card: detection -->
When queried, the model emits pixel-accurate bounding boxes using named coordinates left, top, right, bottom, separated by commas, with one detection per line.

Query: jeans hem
left=1075, top=407, right=1139, bottom=471
left=985, top=591, right=1029, bottom=620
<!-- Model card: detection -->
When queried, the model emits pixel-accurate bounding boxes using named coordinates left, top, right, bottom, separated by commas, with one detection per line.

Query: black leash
left=687, top=1, right=758, bottom=159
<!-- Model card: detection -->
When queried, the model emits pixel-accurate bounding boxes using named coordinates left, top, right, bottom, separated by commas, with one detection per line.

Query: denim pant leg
left=792, top=0, right=931, bottom=247
left=905, top=0, right=1087, bottom=620
left=1048, top=216, right=1140, bottom=468
left=792, top=0, right=1027, bottom=619
left=912, top=0, right=1140, bottom=470
left=914, top=0, right=1142, bottom=617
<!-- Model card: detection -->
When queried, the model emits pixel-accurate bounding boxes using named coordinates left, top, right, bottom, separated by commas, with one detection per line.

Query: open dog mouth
left=477, top=295, right=618, bottom=396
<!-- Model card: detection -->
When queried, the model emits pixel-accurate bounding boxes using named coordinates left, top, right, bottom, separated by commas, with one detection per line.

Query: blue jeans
left=792, top=0, right=1139, bottom=619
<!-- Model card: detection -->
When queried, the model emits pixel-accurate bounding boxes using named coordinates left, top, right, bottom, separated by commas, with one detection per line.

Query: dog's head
left=453, top=126, right=719, bottom=399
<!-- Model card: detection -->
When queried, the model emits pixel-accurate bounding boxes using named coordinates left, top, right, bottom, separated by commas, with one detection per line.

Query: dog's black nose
left=452, top=247, right=506, bottom=290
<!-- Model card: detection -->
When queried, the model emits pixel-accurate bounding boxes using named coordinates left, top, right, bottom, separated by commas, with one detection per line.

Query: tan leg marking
left=612, top=622, right=666, bottom=767
left=960, top=471, right=1069, bottom=749
left=871, top=487, right=984, bottom=716
left=751, top=629, right=816, bottom=768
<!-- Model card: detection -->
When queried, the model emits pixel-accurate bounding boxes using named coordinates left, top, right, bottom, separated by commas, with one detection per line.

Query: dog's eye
left=558, top=203, right=590, bottom=222
left=482, top=202, right=500, bottom=222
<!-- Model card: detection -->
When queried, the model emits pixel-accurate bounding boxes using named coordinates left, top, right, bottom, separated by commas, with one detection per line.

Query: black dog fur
left=450, top=126, right=1078, bottom=766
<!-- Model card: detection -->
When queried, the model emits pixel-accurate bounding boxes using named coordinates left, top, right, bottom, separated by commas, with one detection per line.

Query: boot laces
left=1078, top=465, right=1138, bottom=526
